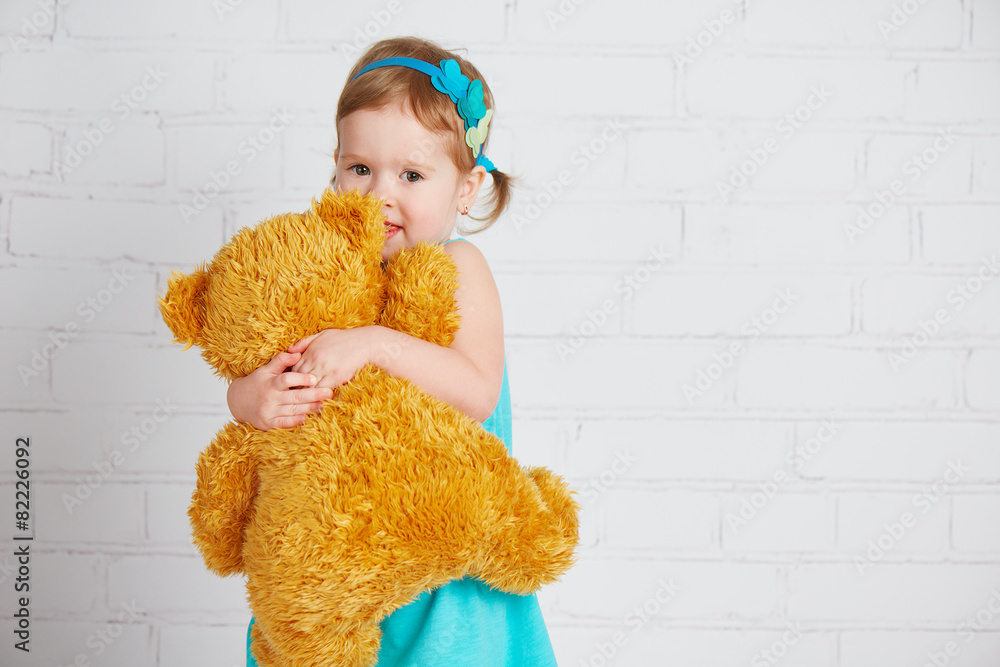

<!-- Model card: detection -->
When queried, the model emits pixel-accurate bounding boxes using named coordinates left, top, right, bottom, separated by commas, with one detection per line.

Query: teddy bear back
left=160, top=188, right=388, bottom=381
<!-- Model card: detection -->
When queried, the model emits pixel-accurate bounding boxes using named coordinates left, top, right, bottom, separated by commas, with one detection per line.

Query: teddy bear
left=157, top=188, right=580, bottom=667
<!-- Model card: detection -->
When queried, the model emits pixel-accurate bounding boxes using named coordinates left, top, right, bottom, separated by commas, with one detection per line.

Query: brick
left=222, top=53, right=346, bottom=112
left=34, top=482, right=146, bottom=544
left=723, top=492, right=835, bottom=553
left=556, top=555, right=779, bottom=619
left=967, top=349, right=1000, bottom=409
left=972, top=136, right=1000, bottom=196
left=169, top=121, right=286, bottom=193
left=570, top=418, right=792, bottom=482
left=53, top=341, right=228, bottom=407
left=108, top=554, right=249, bottom=613
left=842, top=630, right=1000, bottom=667
left=744, top=0, right=963, bottom=48
left=2, top=332, right=64, bottom=404
left=508, top=339, right=731, bottom=410
left=476, top=53, right=672, bottom=120
left=507, top=418, right=565, bottom=470
left=573, top=497, right=601, bottom=548
left=629, top=272, right=851, bottom=336
left=0, top=407, right=223, bottom=474
left=515, top=0, right=738, bottom=46
left=635, top=128, right=860, bottom=199
left=0, top=553, right=104, bottom=615
left=861, top=271, right=1000, bottom=336
left=112, top=410, right=225, bottom=476
left=953, top=495, right=1000, bottom=552
left=863, top=130, right=972, bottom=198
left=686, top=54, right=909, bottom=120
left=604, top=490, right=718, bottom=550
left=0, top=0, right=57, bottom=36
left=0, top=266, right=156, bottom=333
left=486, top=202, right=682, bottom=266
left=630, top=128, right=739, bottom=195
left=282, top=123, right=338, bottom=195
left=58, top=122, right=165, bottom=186
left=836, top=492, right=950, bottom=556
left=0, top=619, right=154, bottom=667
left=685, top=203, right=910, bottom=265
left=498, top=272, right=625, bottom=337
left=147, top=483, right=195, bottom=546
left=285, top=0, right=504, bottom=43
left=63, top=0, right=280, bottom=39
left=973, top=0, right=1000, bottom=48
left=908, top=62, right=1000, bottom=123
left=10, top=196, right=224, bottom=265
left=513, top=120, right=629, bottom=195
left=921, top=206, right=1000, bottom=264
left=0, top=52, right=213, bottom=113
left=0, top=122, right=51, bottom=176
left=600, top=627, right=836, bottom=667
left=799, top=420, right=1000, bottom=482
left=787, top=563, right=1000, bottom=622
left=159, top=624, right=250, bottom=667
left=746, top=130, right=861, bottom=197
left=0, top=411, right=105, bottom=471
left=735, top=343, right=956, bottom=410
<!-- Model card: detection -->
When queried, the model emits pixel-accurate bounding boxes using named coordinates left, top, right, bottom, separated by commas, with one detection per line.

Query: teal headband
left=351, top=56, right=497, bottom=173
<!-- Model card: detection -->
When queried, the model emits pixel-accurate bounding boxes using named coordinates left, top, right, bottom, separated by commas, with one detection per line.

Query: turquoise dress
left=248, top=238, right=557, bottom=666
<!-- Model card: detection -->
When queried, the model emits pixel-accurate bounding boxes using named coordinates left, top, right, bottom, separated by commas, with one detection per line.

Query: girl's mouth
left=384, top=222, right=401, bottom=238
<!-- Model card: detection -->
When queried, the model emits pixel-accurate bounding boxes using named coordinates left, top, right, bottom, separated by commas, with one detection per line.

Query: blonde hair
left=335, top=37, right=514, bottom=233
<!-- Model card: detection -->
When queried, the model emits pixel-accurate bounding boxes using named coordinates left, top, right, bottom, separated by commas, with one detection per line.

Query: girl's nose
left=367, top=172, right=395, bottom=206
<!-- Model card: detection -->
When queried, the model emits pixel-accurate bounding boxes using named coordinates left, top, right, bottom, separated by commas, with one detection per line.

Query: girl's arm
left=289, top=241, right=505, bottom=423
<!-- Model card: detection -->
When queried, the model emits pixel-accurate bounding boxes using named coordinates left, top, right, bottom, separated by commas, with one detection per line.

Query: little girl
left=226, top=37, right=560, bottom=667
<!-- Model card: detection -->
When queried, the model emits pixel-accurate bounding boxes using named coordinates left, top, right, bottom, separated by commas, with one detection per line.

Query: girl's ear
left=459, top=165, right=487, bottom=212
left=158, top=266, right=209, bottom=350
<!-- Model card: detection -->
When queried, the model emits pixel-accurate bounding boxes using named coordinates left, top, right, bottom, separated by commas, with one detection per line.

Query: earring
left=462, top=204, right=469, bottom=216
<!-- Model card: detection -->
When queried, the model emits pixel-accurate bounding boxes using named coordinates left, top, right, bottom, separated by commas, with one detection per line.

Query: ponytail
left=461, top=168, right=517, bottom=234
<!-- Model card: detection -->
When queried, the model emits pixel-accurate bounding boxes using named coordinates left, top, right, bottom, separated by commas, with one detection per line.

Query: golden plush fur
left=158, top=188, right=580, bottom=667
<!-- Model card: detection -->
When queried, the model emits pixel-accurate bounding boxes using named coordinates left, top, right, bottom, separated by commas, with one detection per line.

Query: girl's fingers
left=265, top=351, right=301, bottom=373
left=286, top=389, right=332, bottom=410
left=287, top=334, right=319, bottom=354
left=279, top=372, right=318, bottom=390
left=299, top=387, right=333, bottom=403
left=274, top=388, right=331, bottom=414
left=269, top=414, right=306, bottom=430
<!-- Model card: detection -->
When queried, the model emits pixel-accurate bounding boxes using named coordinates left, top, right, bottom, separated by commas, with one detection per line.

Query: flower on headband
left=431, top=59, right=469, bottom=104
left=466, top=108, right=493, bottom=158
left=457, top=79, right=488, bottom=131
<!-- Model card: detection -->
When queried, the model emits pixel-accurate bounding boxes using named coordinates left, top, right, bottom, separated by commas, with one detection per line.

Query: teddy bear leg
left=475, top=466, right=580, bottom=596
left=248, top=621, right=275, bottom=666
left=188, top=420, right=258, bottom=576
left=250, top=614, right=383, bottom=667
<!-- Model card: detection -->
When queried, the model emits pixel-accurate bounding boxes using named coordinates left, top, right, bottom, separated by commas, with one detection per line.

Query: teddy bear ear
left=158, top=266, right=209, bottom=349
left=313, top=187, right=387, bottom=256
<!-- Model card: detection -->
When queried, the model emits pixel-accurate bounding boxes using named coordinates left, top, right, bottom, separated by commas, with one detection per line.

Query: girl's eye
left=350, top=165, right=370, bottom=176
left=403, top=171, right=422, bottom=183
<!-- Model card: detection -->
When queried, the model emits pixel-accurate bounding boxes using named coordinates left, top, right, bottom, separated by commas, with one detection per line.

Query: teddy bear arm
left=380, top=243, right=461, bottom=347
left=188, top=420, right=258, bottom=576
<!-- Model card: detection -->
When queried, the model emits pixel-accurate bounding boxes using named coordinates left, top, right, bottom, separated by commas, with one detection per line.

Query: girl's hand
left=288, top=327, right=375, bottom=390
left=227, top=351, right=333, bottom=431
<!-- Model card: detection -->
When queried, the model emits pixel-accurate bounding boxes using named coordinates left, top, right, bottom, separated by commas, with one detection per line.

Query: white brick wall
left=0, top=1, right=997, bottom=665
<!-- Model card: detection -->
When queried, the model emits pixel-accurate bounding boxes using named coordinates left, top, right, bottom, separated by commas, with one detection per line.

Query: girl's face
left=334, top=101, right=482, bottom=262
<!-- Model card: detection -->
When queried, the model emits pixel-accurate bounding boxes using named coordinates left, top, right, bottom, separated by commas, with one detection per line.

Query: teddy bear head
left=158, top=188, right=388, bottom=381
